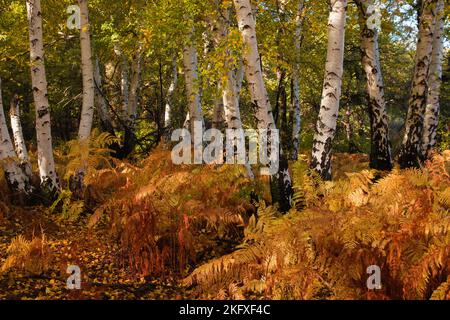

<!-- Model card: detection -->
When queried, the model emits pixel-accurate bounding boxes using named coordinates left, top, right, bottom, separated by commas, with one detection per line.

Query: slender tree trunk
left=0, top=79, right=32, bottom=195
left=94, top=58, right=115, bottom=134
left=128, top=46, right=142, bottom=127
left=235, top=58, right=245, bottom=100
left=123, top=45, right=142, bottom=154
left=212, top=3, right=253, bottom=178
left=9, top=94, right=32, bottom=177
left=164, top=55, right=178, bottom=130
left=291, top=0, right=305, bottom=161
left=26, top=0, right=59, bottom=193
left=114, top=44, right=129, bottom=120
left=234, top=0, right=293, bottom=211
left=356, top=0, right=392, bottom=170
left=77, top=0, right=95, bottom=141
left=183, top=42, right=204, bottom=135
left=399, top=0, right=438, bottom=168
left=310, top=0, right=347, bottom=180
left=421, top=0, right=445, bottom=158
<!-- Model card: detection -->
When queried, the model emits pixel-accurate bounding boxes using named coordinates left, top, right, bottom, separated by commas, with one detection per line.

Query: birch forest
left=0, top=0, right=449, bottom=301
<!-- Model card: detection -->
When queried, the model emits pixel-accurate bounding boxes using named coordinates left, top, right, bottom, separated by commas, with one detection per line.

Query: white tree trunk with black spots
left=357, top=0, right=392, bottom=171
left=114, top=44, right=129, bottom=120
left=164, top=56, right=178, bottom=129
left=0, top=79, right=32, bottom=195
left=234, top=0, right=292, bottom=211
left=26, top=0, right=59, bottom=192
left=9, top=94, right=32, bottom=177
left=77, top=0, right=95, bottom=141
left=183, top=43, right=204, bottom=135
left=291, top=0, right=305, bottom=161
left=399, top=0, right=438, bottom=168
left=94, top=58, right=115, bottom=134
left=128, top=46, right=142, bottom=129
left=213, top=1, right=254, bottom=179
left=422, top=0, right=444, bottom=158
left=310, top=0, right=347, bottom=180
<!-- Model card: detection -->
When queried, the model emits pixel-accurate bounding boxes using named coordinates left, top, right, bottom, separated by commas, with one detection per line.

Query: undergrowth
left=183, top=152, right=450, bottom=300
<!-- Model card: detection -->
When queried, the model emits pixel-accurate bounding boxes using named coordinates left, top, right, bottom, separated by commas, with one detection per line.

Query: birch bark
left=399, top=0, right=438, bottom=168
left=291, top=0, right=305, bottom=161
left=356, top=0, right=392, bottom=170
left=9, top=94, right=32, bottom=177
left=26, top=0, right=59, bottom=192
left=233, top=0, right=292, bottom=210
left=310, top=0, right=347, bottom=180
left=0, top=79, right=32, bottom=194
left=77, top=0, right=95, bottom=141
left=421, top=0, right=445, bottom=158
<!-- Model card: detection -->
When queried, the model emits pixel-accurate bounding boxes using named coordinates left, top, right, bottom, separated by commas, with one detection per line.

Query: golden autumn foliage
left=183, top=152, right=450, bottom=300
left=0, top=148, right=449, bottom=300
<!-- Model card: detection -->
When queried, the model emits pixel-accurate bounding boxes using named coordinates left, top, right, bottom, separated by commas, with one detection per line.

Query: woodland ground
left=0, top=147, right=449, bottom=300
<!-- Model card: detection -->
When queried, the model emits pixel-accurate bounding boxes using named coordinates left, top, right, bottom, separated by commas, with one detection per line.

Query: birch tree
left=233, top=0, right=293, bottom=211
left=291, top=0, right=305, bottom=161
left=123, top=45, right=142, bottom=153
left=310, top=0, right=347, bottom=180
left=183, top=42, right=204, bottom=135
left=128, top=46, right=142, bottom=128
left=421, top=0, right=445, bottom=158
left=94, top=58, right=115, bottom=134
left=164, top=56, right=178, bottom=130
left=0, top=79, right=32, bottom=195
left=77, top=0, right=95, bottom=141
left=26, top=0, right=59, bottom=192
left=356, top=0, right=392, bottom=171
left=9, top=94, right=32, bottom=177
left=399, top=0, right=438, bottom=168
left=213, top=3, right=254, bottom=179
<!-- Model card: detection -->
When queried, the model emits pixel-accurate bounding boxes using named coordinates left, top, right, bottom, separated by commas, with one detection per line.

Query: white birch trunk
left=94, top=58, right=115, bottom=134
left=183, top=43, right=203, bottom=135
left=128, top=45, right=142, bottom=128
left=9, top=94, right=32, bottom=177
left=399, top=0, right=438, bottom=168
left=234, top=0, right=292, bottom=210
left=0, top=79, right=31, bottom=194
left=77, top=0, right=95, bottom=141
left=310, top=0, right=347, bottom=180
left=357, top=0, right=392, bottom=170
left=26, top=0, right=59, bottom=192
left=214, top=5, right=254, bottom=178
left=291, top=0, right=305, bottom=161
left=421, top=0, right=445, bottom=158
left=114, top=44, right=129, bottom=119
left=164, top=56, right=178, bottom=129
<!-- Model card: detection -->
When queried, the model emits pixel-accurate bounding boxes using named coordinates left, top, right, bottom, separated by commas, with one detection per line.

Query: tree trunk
left=233, top=0, right=293, bottom=211
left=128, top=45, right=142, bottom=127
left=291, top=0, right=305, bottom=161
left=183, top=42, right=204, bottom=135
left=310, top=0, right=347, bottom=180
left=114, top=44, right=129, bottom=121
left=421, top=0, right=445, bottom=158
left=94, top=58, right=115, bottom=134
left=77, top=0, right=95, bottom=141
left=0, top=79, right=32, bottom=195
left=399, top=0, right=438, bottom=168
left=164, top=55, right=178, bottom=130
left=123, top=45, right=142, bottom=154
left=356, top=0, right=393, bottom=170
left=212, top=3, right=253, bottom=178
left=9, top=94, right=32, bottom=177
left=26, top=0, right=59, bottom=193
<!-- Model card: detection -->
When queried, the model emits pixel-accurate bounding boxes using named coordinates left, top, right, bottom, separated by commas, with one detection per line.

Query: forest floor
left=0, top=208, right=189, bottom=299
